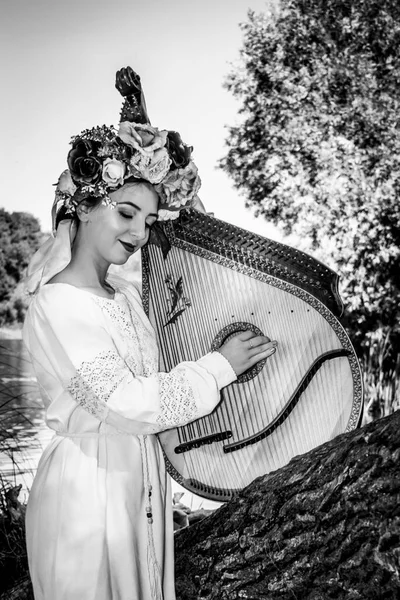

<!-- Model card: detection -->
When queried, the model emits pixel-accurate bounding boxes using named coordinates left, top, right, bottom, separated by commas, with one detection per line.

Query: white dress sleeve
left=23, top=285, right=236, bottom=434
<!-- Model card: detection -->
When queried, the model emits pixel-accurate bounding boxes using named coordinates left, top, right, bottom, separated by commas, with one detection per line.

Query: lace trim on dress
left=93, top=297, right=136, bottom=339
left=94, top=295, right=158, bottom=376
left=156, top=370, right=198, bottom=428
left=67, top=350, right=127, bottom=421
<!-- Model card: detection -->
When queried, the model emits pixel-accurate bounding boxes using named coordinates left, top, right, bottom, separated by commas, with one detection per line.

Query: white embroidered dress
left=22, top=278, right=236, bottom=600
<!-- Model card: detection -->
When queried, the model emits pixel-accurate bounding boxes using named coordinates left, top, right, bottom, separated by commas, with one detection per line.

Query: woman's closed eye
left=118, top=209, right=157, bottom=229
left=119, top=211, right=135, bottom=220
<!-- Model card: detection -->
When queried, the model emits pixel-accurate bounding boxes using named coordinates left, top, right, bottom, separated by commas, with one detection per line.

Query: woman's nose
left=130, top=220, right=146, bottom=240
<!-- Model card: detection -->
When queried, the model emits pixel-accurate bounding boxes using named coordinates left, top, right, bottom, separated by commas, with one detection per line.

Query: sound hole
left=211, top=321, right=269, bottom=383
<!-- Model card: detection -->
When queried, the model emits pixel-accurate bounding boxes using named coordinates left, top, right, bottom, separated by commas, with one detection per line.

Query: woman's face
left=79, top=182, right=159, bottom=266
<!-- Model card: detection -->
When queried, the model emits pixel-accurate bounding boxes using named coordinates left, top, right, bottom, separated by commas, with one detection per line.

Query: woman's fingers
left=246, top=334, right=272, bottom=350
left=235, top=331, right=271, bottom=347
left=234, top=332, right=278, bottom=359
left=249, top=339, right=277, bottom=362
left=243, top=335, right=276, bottom=354
left=250, top=338, right=277, bottom=351
left=218, top=330, right=278, bottom=376
left=236, top=330, right=259, bottom=342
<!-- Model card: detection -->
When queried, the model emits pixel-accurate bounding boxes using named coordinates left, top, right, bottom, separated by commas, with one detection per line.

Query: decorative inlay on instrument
left=142, top=210, right=363, bottom=502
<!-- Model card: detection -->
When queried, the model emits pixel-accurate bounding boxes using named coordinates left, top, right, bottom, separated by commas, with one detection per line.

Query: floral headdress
left=53, top=67, right=202, bottom=229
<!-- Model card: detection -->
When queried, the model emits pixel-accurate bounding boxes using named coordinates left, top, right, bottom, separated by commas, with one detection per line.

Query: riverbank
left=0, top=326, right=22, bottom=340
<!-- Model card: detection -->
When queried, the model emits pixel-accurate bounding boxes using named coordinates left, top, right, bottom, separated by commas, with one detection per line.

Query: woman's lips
left=119, top=240, right=136, bottom=253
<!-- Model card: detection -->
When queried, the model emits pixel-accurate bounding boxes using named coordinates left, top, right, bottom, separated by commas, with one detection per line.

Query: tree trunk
left=174, top=410, right=400, bottom=600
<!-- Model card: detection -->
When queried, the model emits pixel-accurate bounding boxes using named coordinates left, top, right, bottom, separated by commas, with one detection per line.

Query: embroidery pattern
left=94, top=294, right=158, bottom=376
left=156, top=370, right=198, bottom=428
left=67, top=350, right=126, bottom=420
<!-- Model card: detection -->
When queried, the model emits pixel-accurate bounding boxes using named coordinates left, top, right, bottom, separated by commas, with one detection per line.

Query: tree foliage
left=220, top=0, right=400, bottom=352
left=0, top=209, right=42, bottom=326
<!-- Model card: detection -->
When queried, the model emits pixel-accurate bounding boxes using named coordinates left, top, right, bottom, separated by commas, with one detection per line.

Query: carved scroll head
left=115, top=66, right=151, bottom=125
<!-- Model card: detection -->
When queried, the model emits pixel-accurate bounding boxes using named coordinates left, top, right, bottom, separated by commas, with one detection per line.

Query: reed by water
left=0, top=339, right=42, bottom=599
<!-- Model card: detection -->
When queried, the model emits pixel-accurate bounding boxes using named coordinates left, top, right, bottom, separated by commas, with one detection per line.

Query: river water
left=0, top=339, right=52, bottom=503
left=0, top=339, right=218, bottom=511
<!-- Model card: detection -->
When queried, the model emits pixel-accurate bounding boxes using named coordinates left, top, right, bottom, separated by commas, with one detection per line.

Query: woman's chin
left=113, top=248, right=140, bottom=265
left=113, top=255, right=131, bottom=266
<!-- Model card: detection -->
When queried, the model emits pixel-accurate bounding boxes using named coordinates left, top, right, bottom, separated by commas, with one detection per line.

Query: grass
left=0, top=475, right=30, bottom=599
left=0, top=343, right=39, bottom=600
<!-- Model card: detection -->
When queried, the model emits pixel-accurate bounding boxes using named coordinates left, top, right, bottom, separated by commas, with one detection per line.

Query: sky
left=1, top=0, right=281, bottom=240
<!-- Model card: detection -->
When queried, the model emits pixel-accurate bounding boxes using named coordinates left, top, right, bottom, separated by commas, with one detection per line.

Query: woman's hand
left=218, top=330, right=277, bottom=377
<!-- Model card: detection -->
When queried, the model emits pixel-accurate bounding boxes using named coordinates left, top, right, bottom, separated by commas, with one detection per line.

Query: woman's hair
left=121, top=177, right=158, bottom=196
left=55, top=178, right=159, bottom=230
left=55, top=196, right=102, bottom=230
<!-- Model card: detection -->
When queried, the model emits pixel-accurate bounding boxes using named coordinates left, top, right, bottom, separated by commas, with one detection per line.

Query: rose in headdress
left=68, top=138, right=102, bottom=186
left=118, top=122, right=168, bottom=156
left=129, top=147, right=171, bottom=184
left=102, top=158, right=126, bottom=188
left=118, top=121, right=171, bottom=183
left=155, top=161, right=201, bottom=209
left=166, top=131, right=192, bottom=170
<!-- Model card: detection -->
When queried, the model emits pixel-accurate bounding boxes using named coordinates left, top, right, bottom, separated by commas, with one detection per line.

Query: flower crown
left=53, top=67, right=201, bottom=226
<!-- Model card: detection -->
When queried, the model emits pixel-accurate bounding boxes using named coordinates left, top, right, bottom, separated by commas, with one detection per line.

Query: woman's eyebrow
left=118, top=202, right=158, bottom=219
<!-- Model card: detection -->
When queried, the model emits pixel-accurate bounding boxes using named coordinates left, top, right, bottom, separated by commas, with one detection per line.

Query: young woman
left=23, top=70, right=277, bottom=600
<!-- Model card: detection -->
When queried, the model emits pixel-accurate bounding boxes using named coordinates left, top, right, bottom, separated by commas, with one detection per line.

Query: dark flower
left=67, top=138, right=102, bottom=185
left=166, top=131, right=192, bottom=170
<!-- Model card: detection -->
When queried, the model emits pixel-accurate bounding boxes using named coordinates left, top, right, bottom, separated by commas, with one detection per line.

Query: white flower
left=102, top=158, right=126, bottom=188
left=129, top=147, right=171, bottom=184
left=157, top=208, right=180, bottom=221
left=118, top=122, right=168, bottom=155
left=155, top=161, right=201, bottom=208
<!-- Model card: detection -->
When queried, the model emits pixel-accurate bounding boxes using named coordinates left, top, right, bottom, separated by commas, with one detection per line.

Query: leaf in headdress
left=148, top=222, right=171, bottom=259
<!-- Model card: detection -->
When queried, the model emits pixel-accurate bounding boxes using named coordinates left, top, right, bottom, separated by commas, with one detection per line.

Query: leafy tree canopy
left=220, top=0, right=400, bottom=349
left=0, top=208, right=42, bottom=325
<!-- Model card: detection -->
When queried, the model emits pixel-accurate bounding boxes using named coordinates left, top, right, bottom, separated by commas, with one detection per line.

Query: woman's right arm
left=23, top=287, right=275, bottom=435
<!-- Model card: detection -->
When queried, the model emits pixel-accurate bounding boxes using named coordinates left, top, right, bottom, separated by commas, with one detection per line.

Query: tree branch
left=175, top=410, right=400, bottom=599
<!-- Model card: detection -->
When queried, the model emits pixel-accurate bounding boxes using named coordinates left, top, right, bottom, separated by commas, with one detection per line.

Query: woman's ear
left=76, top=202, right=91, bottom=223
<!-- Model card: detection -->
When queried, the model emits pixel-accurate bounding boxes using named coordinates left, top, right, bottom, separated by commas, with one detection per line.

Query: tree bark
left=174, top=410, right=400, bottom=600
